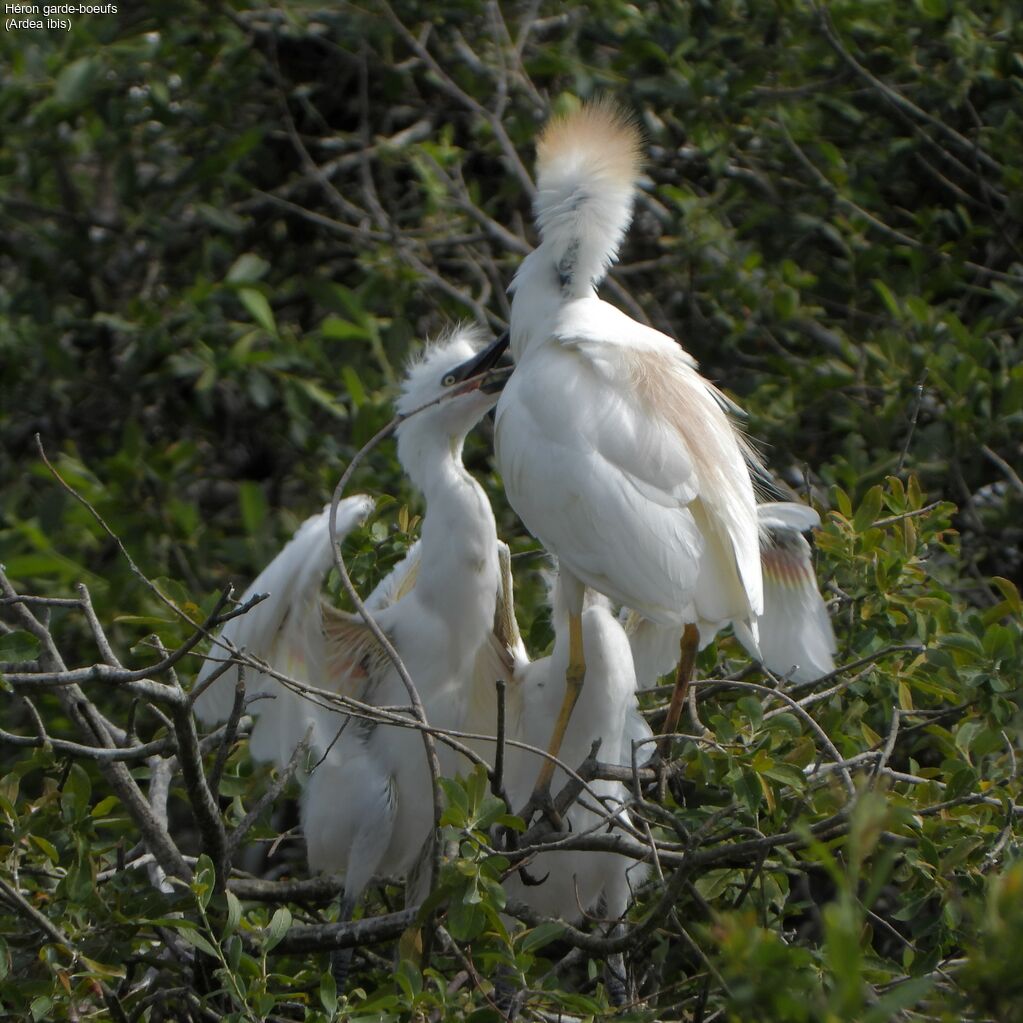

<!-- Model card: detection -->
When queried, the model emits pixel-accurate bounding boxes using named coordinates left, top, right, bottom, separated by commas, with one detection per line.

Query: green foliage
left=2, top=0, right=1022, bottom=1020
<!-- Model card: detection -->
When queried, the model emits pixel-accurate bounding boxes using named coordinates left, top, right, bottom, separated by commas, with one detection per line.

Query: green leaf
left=320, top=970, right=338, bottom=1015
left=872, top=279, right=901, bottom=319
left=226, top=252, right=270, bottom=285
left=293, top=377, right=348, bottom=419
left=343, top=365, right=367, bottom=408
left=760, top=763, right=807, bottom=791
left=322, top=315, right=371, bottom=341
left=238, top=480, right=267, bottom=537
left=519, top=920, right=565, bottom=953
left=30, top=996, right=53, bottom=1022
left=177, top=926, right=221, bottom=959
left=773, top=284, right=799, bottom=320
left=193, top=853, right=216, bottom=910
left=954, top=720, right=982, bottom=757
left=0, top=630, right=41, bottom=662
left=990, top=577, right=1022, bottom=616
left=395, top=959, right=422, bottom=999
left=29, top=833, right=59, bottom=864
left=263, top=906, right=292, bottom=951
left=225, top=933, right=243, bottom=973
left=695, top=869, right=737, bottom=901
left=853, top=486, right=884, bottom=533
left=91, top=795, right=120, bottom=818
left=79, top=956, right=127, bottom=979
left=833, top=486, right=852, bottom=518
left=61, top=763, right=92, bottom=821
left=223, top=890, right=243, bottom=940
left=439, top=777, right=469, bottom=823
left=238, top=288, right=277, bottom=334
left=53, top=57, right=100, bottom=108
left=447, top=895, right=487, bottom=941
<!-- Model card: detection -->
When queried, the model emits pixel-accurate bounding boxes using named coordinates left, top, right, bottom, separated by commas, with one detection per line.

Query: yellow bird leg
left=529, top=609, right=586, bottom=806
left=660, top=623, right=700, bottom=749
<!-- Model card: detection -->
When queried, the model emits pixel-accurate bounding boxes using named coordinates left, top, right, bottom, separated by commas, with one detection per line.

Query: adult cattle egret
left=625, top=501, right=837, bottom=694
left=194, top=327, right=514, bottom=981
left=502, top=575, right=651, bottom=1005
left=493, top=99, right=764, bottom=801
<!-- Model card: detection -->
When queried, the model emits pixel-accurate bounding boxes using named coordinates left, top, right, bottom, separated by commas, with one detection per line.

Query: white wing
left=756, top=500, right=822, bottom=534
left=192, top=495, right=375, bottom=766
left=365, top=540, right=421, bottom=611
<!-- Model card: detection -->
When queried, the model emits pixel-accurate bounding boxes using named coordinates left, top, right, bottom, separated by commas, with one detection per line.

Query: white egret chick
left=502, top=574, right=651, bottom=1005
left=194, top=327, right=514, bottom=982
left=626, top=501, right=837, bottom=695
left=493, top=99, right=764, bottom=801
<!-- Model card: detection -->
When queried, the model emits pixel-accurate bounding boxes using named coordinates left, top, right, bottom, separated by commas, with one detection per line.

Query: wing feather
left=192, top=495, right=375, bottom=766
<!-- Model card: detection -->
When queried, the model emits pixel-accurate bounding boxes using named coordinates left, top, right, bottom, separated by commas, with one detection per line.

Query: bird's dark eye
left=442, top=372, right=457, bottom=387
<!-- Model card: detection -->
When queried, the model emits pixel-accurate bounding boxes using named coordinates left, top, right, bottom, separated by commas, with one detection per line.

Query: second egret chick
left=503, top=574, right=651, bottom=1005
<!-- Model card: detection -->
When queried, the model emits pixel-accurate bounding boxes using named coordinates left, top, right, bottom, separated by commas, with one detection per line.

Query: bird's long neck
left=399, top=429, right=498, bottom=637
left=509, top=244, right=594, bottom=362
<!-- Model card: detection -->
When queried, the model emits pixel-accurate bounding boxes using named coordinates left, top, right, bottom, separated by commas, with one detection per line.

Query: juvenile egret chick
left=194, top=327, right=513, bottom=984
left=625, top=501, right=836, bottom=693
left=494, top=99, right=764, bottom=801
left=503, top=576, right=651, bottom=1005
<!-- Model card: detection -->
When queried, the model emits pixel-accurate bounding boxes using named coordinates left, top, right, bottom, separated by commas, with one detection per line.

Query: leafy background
left=1, top=1, right=1022, bottom=1020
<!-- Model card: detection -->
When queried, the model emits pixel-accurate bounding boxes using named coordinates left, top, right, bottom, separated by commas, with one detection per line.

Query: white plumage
left=493, top=571, right=649, bottom=1004
left=504, top=579, right=650, bottom=922
left=194, top=326, right=513, bottom=915
left=493, top=100, right=766, bottom=784
left=496, top=101, right=763, bottom=636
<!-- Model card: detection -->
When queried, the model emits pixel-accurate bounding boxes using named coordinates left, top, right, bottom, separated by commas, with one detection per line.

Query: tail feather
left=624, top=501, right=835, bottom=686
left=735, top=503, right=836, bottom=683
left=533, top=98, right=642, bottom=290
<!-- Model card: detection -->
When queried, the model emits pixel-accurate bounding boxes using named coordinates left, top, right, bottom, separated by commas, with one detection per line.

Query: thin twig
left=208, top=666, right=247, bottom=796
left=0, top=876, right=130, bottom=1022
left=227, top=734, right=310, bottom=857
left=811, top=1, right=1004, bottom=178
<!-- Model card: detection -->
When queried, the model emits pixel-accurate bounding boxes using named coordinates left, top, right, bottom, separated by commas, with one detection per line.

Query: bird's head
left=532, top=98, right=642, bottom=282
left=395, top=326, right=511, bottom=437
left=509, top=98, right=642, bottom=360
